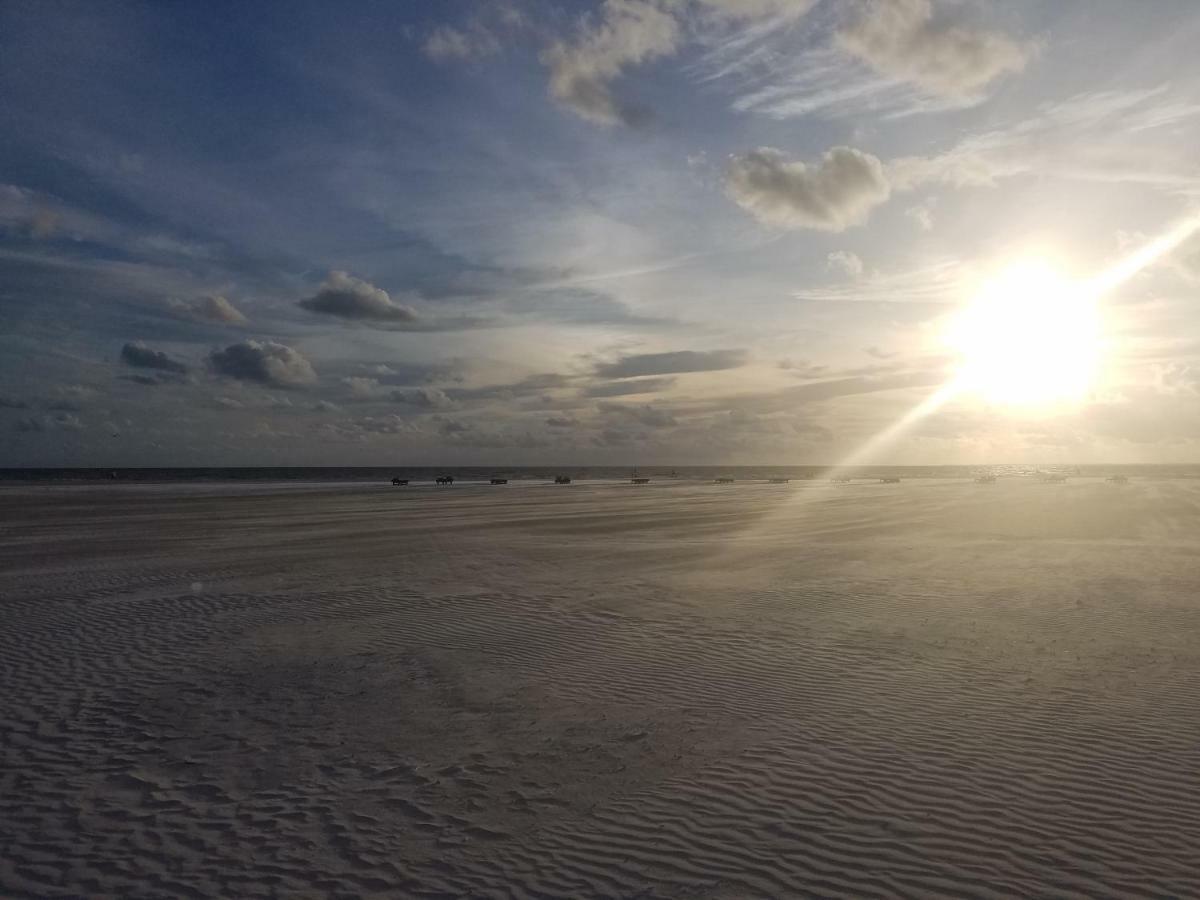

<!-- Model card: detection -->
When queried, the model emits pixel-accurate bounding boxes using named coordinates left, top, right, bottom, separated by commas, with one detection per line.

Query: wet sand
left=3, top=478, right=1199, bottom=898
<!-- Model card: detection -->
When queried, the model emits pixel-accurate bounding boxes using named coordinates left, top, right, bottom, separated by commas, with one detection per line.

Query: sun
left=945, top=259, right=1102, bottom=408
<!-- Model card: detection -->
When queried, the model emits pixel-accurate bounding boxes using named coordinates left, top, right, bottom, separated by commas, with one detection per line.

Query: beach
left=3, top=477, right=1199, bottom=898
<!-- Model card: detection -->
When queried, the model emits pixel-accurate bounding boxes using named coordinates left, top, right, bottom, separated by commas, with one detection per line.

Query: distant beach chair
left=490, top=478, right=508, bottom=485
left=435, top=475, right=454, bottom=485
left=631, top=477, right=650, bottom=484
left=554, top=475, right=571, bottom=484
left=880, top=477, right=901, bottom=484
left=715, top=476, right=735, bottom=484
left=391, top=477, right=409, bottom=486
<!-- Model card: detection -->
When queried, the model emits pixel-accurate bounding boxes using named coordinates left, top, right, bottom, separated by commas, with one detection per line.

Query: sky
left=3, top=0, right=1200, bottom=467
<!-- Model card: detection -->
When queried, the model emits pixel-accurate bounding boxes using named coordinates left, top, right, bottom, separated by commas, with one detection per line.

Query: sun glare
left=946, top=259, right=1102, bottom=408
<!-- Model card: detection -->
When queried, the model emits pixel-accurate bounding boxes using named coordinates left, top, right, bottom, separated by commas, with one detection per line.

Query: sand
left=3, top=477, right=1199, bottom=898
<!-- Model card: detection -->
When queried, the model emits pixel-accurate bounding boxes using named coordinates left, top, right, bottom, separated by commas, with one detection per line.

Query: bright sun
left=945, top=259, right=1103, bottom=408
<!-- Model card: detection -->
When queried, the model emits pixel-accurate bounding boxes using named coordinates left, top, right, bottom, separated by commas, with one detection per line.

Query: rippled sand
left=3, top=478, right=1199, bottom=898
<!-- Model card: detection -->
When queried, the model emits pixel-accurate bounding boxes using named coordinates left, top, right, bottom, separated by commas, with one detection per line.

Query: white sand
left=3, top=478, right=1199, bottom=898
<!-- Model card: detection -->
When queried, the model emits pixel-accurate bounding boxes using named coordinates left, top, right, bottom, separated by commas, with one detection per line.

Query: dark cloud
left=121, top=341, right=188, bottom=374
left=595, top=349, right=748, bottom=379
left=0, top=394, right=29, bottom=410
left=15, top=412, right=84, bottom=433
left=545, top=415, right=578, bottom=428
left=208, top=340, right=317, bottom=388
left=299, top=271, right=418, bottom=323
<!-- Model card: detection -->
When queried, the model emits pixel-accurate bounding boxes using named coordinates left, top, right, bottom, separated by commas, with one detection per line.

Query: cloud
left=0, top=394, right=29, bottom=409
left=837, top=0, right=1030, bottom=99
left=169, top=295, right=247, bottom=325
left=726, top=146, right=890, bottom=231
left=423, top=24, right=501, bottom=63
left=595, top=349, right=748, bottom=379
left=299, top=271, right=418, bottom=323
left=584, top=375, right=677, bottom=397
left=391, top=387, right=453, bottom=409
left=16, top=412, right=84, bottom=433
left=120, top=341, right=188, bottom=374
left=542, top=0, right=681, bottom=126
left=598, top=401, right=678, bottom=427
left=47, top=385, right=96, bottom=411
left=826, top=250, right=864, bottom=279
left=697, top=0, right=815, bottom=21
left=546, top=414, right=578, bottom=428
left=208, top=340, right=317, bottom=388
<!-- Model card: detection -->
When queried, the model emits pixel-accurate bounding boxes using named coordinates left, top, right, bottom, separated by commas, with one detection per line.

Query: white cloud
left=726, top=146, right=890, bottom=231
left=826, top=250, right=865, bottom=279
left=837, top=0, right=1030, bottom=99
left=542, top=0, right=681, bottom=126
left=424, top=24, right=501, bottom=63
left=169, top=294, right=247, bottom=325
left=905, top=199, right=936, bottom=231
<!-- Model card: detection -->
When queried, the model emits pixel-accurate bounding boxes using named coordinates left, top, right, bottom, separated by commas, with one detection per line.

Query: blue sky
left=3, top=0, right=1200, bottom=466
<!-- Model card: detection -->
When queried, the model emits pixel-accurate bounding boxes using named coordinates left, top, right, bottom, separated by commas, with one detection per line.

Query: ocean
left=2, top=464, right=1197, bottom=484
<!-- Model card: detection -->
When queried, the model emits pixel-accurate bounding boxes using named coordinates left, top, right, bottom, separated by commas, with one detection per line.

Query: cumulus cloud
left=599, top=401, right=678, bottom=427
left=299, top=272, right=418, bottom=323
left=837, top=0, right=1030, bottom=99
left=391, top=387, right=453, bottom=409
left=826, top=250, right=865, bottom=279
left=120, top=341, right=188, bottom=374
left=596, top=349, right=748, bottom=379
left=169, top=295, right=248, bottom=325
left=726, top=146, right=890, bottom=231
left=208, top=341, right=317, bottom=388
left=542, top=0, right=681, bottom=126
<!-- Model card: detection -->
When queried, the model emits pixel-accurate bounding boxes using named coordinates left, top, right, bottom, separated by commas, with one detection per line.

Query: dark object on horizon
left=631, top=477, right=650, bottom=484
left=1107, top=474, right=1129, bottom=484
left=490, top=478, right=508, bottom=485
left=554, top=475, right=572, bottom=484
left=109, top=471, right=118, bottom=480
left=435, top=475, right=454, bottom=485
left=974, top=474, right=997, bottom=483
left=768, top=477, right=789, bottom=484
left=1043, top=474, right=1067, bottom=483
left=880, top=477, right=901, bottom=484
left=715, top=476, right=735, bottom=484
left=391, top=477, right=409, bottom=486
left=832, top=477, right=852, bottom=483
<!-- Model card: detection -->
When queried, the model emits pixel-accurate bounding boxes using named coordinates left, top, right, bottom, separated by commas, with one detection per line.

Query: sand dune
left=3, top=478, right=1199, bottom=897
